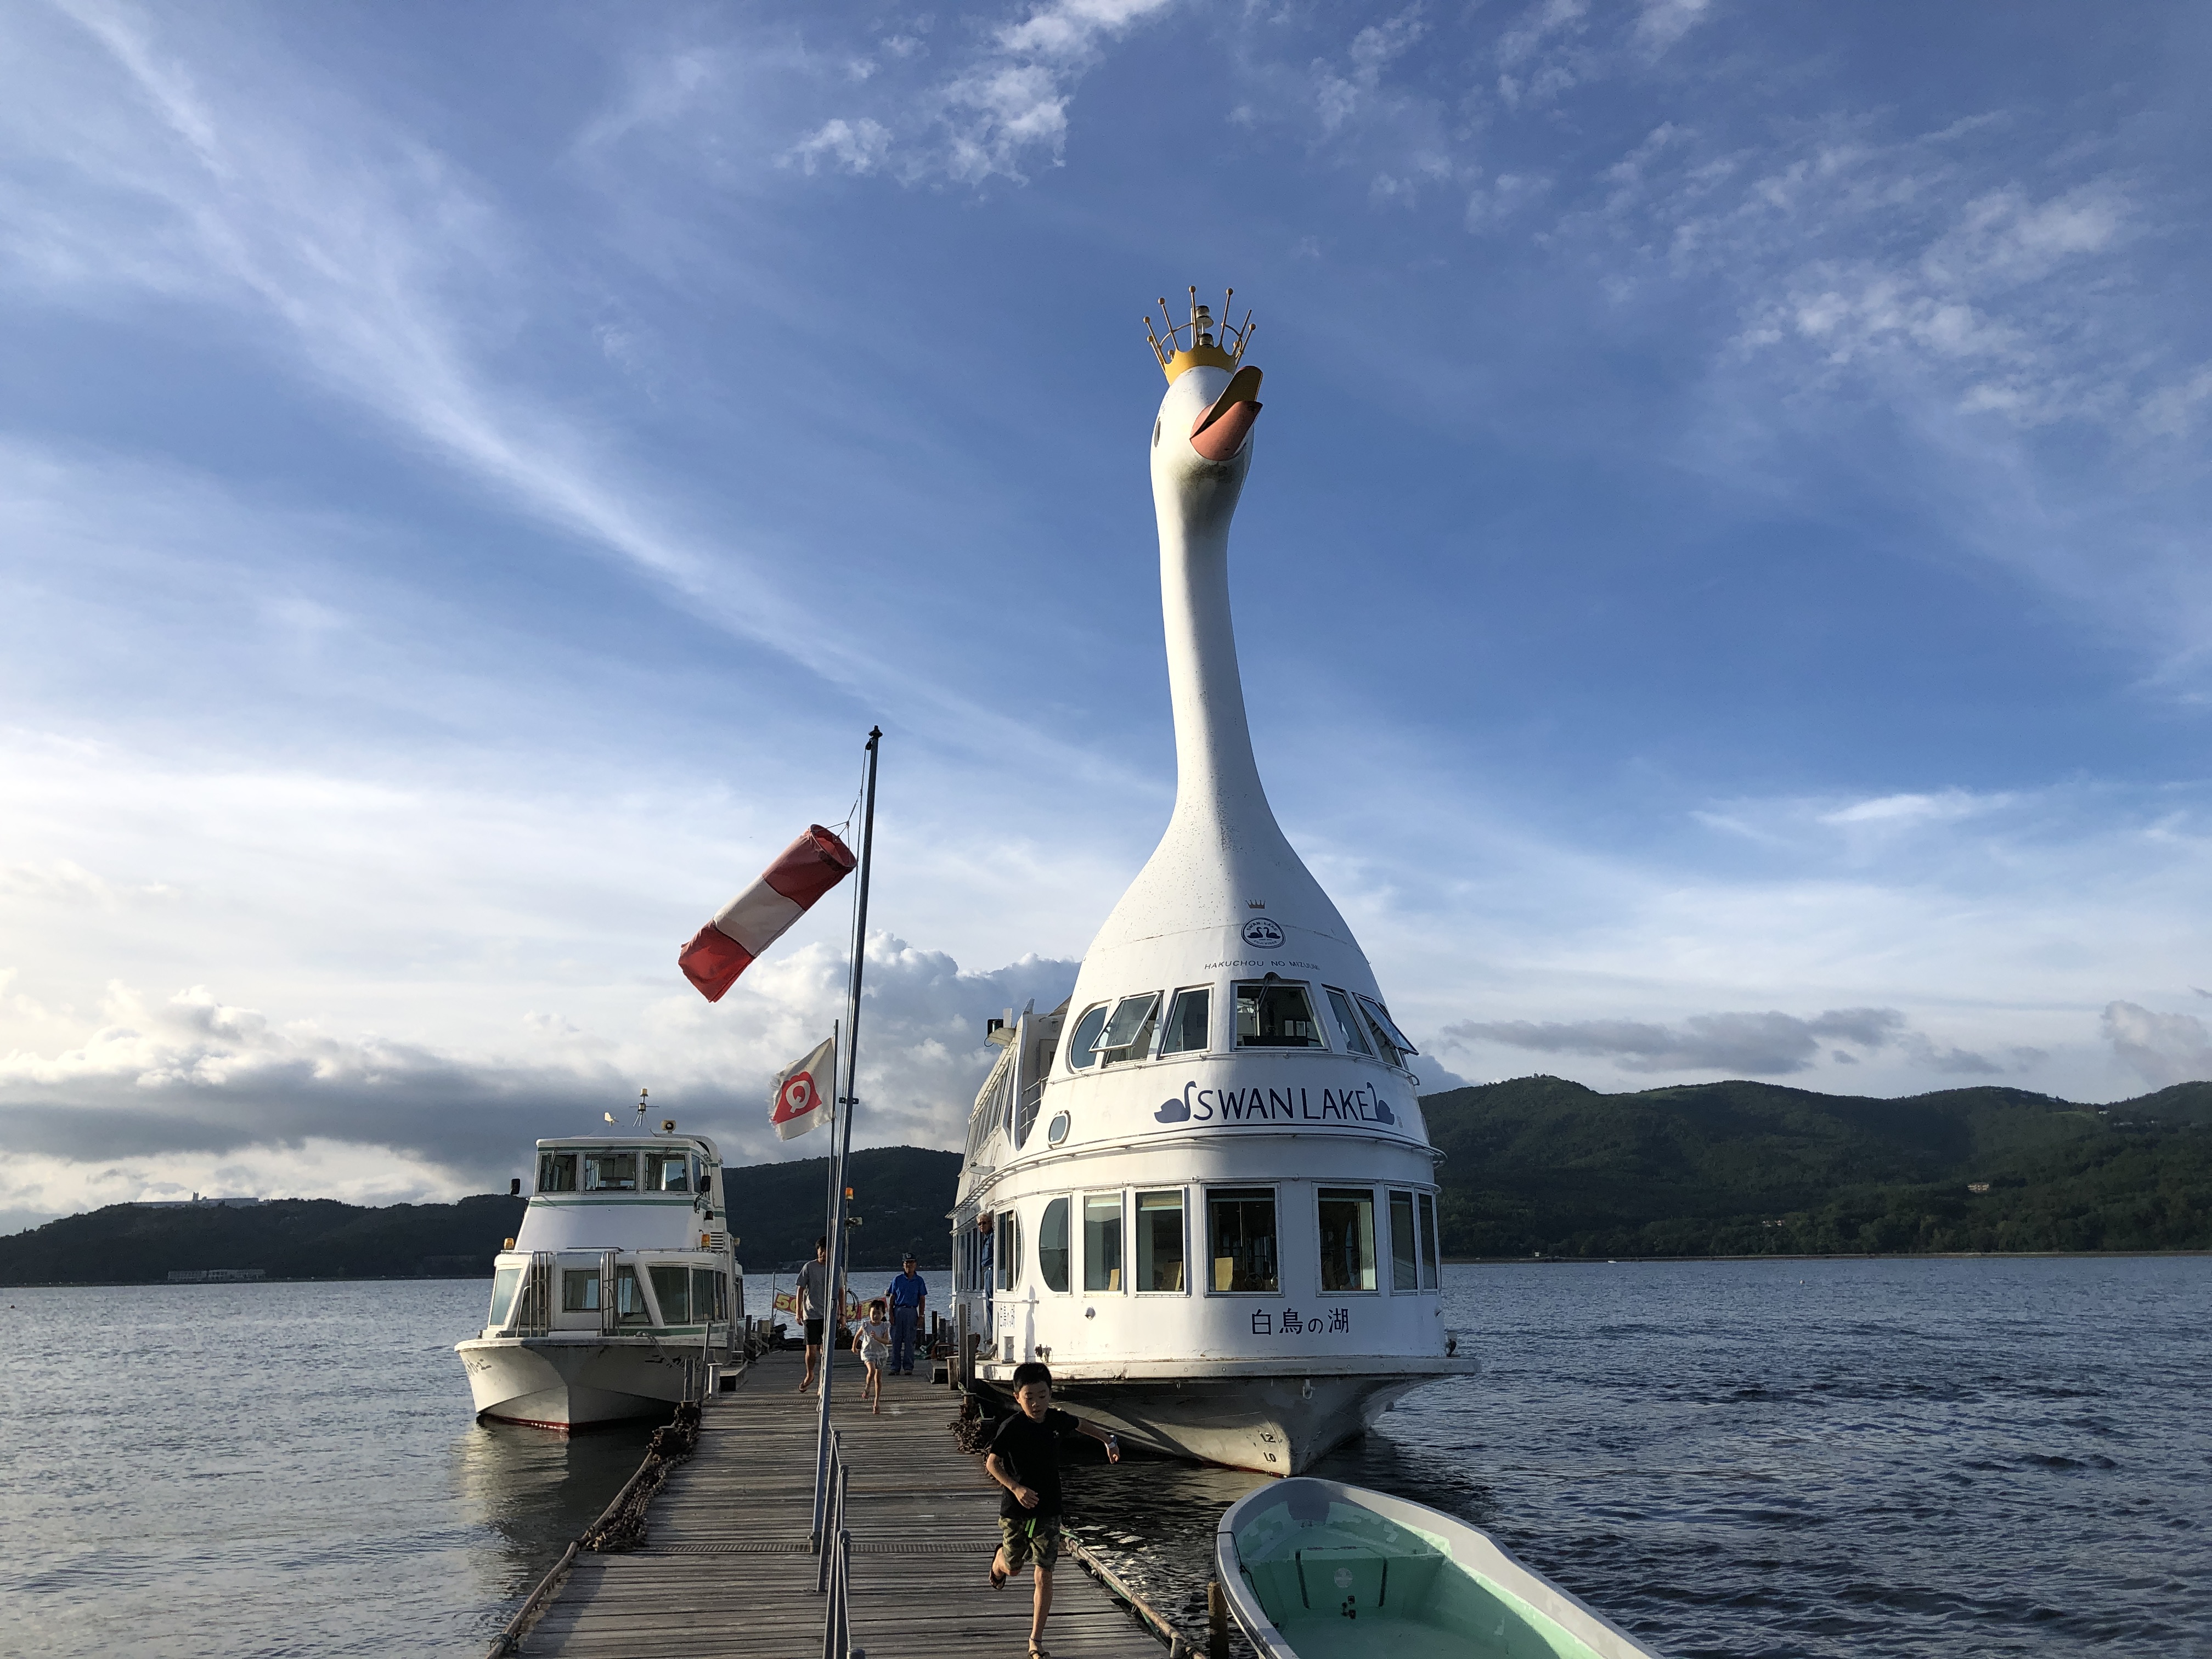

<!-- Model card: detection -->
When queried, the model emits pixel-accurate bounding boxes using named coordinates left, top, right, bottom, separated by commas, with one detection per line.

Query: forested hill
left=1424, top=1077, right=2212, bottom=1256
left=3, top=1082, right=2207, bottom=1283
left=0, top=1146, right=960, bottom=1286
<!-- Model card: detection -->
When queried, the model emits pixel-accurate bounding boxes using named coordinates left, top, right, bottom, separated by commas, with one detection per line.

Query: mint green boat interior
left=1225, top=1485, right=1623, bottom=1659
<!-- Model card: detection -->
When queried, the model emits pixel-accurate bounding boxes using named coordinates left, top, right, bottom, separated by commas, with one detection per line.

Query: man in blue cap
left=886, top=1252, right=927, bottom=1375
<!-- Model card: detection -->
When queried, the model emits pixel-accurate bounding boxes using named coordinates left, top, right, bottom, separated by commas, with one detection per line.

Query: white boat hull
left=456, top=1335, right=703, bottom=1429
left=977, top=1357, right=1477, bottom=1475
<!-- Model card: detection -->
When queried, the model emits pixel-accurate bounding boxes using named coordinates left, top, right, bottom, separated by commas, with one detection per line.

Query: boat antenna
left=636, top=1086, right=648, bottom=1128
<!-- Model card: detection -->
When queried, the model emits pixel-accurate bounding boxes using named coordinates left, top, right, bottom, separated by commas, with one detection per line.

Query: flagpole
left=812, top=726, right=880, bottom=1557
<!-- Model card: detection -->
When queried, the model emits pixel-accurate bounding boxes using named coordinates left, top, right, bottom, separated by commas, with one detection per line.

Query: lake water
left=3, top=1257, right=2206, bottom=1656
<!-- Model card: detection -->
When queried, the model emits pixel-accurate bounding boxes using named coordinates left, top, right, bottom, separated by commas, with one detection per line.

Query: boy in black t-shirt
left=984, top=1361, right=1121, bottom=1657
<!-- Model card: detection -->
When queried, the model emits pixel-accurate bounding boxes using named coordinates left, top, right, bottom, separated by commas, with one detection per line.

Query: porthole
left=1046, top=1111, right=1071, bottom=1147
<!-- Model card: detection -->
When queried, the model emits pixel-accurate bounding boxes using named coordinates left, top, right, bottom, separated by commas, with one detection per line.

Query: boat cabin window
left=1039, top=1197, right=1071, bottom=1293
left=694, top=1267, right=727, bottom=1322
left=562, top=1269, right=602, bottom=1312
left=583, top=1150, right=638, bottom=1192
left=651, top=1265, right=692, bottom=1323
left=1318, top=1188, right=1379, bottom=1292
left=538, top=1151, right=578, bottom=1192
left=1083, top=1192, right=1124, bottom=1292
left=995, top=1208, right=1024, bottom=1291
left=1355, top=994, right=1419, bottom=1067
left=1234, top=979, right=1323, bottom=1048
left=644, top=1150, right=691, bottom=1192
left=1064, top=1003, right=1110, bottom=1070
left=1015, top=1080, right=1043, bottom=1149
left=1206, top=1187, right=1279, bottom=1293
left=1389, top=1190, right=1419, bottom=1292
left=1159, top=987, right=1211, bottom=1056
left=1096, top=993, right=1161, bottom=1065
left=488, top=1265, right=523, bottom=1326
left=1323, top=989, right=1373, bottom=1056
left=616, top=1265, right=649, bottom=1324
left=1418, top=1193, right=1440, bottom=1289
left=1135, top=1190, right=1187, bottom=1293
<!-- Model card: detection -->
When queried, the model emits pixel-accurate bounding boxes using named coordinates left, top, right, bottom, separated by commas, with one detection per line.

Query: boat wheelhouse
left=456, top=1131, right=741, bottom=1429
left=947, top=296, right=1475, bottom=1474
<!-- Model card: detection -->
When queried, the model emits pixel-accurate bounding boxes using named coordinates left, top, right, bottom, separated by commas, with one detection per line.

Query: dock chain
left=950, top=1391, right=996, bottom=1455
left=579, top=1401, right=701, bottom=1553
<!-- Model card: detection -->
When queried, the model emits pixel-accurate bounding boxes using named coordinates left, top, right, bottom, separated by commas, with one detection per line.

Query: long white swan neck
left=1156, top=496, right=1276, bottom=834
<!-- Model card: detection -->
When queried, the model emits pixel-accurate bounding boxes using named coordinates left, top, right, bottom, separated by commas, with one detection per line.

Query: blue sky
left=4, top=0, right=2211, bottom=1228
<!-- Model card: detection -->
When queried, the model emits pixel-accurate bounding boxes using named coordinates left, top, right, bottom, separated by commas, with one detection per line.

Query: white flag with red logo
left=770, top=1036, right=836, bottom=1141
left=679, top=824, right=857, bottom=1003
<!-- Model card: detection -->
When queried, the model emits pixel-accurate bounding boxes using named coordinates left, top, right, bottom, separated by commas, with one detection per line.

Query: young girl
left=855, top=1297, right=891, bottom=1412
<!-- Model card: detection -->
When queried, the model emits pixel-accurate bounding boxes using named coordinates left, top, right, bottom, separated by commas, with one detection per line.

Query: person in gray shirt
left=795, top=1235, right=830, bottom=1392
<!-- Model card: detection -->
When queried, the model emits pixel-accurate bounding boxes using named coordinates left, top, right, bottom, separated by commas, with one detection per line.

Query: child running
left=855, top=1298, right=891, bottom=1413
left=984, top=1361, right=1121, bottom=1659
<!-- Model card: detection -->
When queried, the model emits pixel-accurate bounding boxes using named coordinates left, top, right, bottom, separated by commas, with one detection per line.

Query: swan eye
left=1152, top=419, right=1161, bottom=449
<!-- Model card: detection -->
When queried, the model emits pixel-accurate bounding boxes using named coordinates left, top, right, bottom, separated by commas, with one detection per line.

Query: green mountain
left=4, top=1081, right=2206, bottom=1284
left=1423, top=1077, right=2212, bottom=1256
left=0, top=1146, right=960, bottom=1285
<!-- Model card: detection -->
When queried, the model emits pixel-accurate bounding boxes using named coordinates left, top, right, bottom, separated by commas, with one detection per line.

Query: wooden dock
left=515, top=1351, right=1173, bottom=1658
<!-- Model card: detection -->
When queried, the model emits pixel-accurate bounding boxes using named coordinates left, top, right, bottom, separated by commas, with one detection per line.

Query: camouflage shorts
left=998, top=1514, right=1062, bottom=1571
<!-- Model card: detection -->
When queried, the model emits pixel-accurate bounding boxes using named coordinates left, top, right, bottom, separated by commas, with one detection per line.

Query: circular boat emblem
left=1333, top=1568, right=1354, bottom=1590
left=1240, top=917, right=1284, bottom=949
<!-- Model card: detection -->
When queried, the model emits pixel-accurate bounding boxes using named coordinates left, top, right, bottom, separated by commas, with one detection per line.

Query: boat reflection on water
left=449, top=1414, right=656, bottom=1617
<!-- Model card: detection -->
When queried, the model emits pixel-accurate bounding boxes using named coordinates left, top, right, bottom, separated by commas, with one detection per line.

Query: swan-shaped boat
left=947, top=294, right=1476, bottom=1472
left=1219, top=1477, right=1666, bottom=1657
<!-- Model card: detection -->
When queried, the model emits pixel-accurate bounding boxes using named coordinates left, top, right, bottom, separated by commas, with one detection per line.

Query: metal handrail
left=512, top=1250, right=555, bottom=1337
left=817, top=1429, right=859, bottom=1659
left=600, top=1250, right=618, bottom=1336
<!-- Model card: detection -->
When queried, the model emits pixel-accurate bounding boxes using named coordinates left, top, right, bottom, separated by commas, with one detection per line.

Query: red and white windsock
left=678, top=825, right=857, bottom=1002
left=770, top=1035, right=836, bottom=1141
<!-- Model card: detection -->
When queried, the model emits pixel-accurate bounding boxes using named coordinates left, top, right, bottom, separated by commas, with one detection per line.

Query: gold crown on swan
left=1146, top=286, right=1256, bottom=383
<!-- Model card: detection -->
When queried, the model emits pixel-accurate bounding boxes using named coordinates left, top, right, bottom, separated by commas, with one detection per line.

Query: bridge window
left=1065, top=1004, right=1110, bottom=1070
left=1324, top=989, right=1372, bottom=1056
left=1096, top=993, right=1161, bottom=1066
left=1234, top=979, right=1323, bottom=1048
left=1355, top=995, right=1418, bottom=1067
left=583, top=1150, right=637, bottom=1192
left=537, top=1152, right=578, bottom=1193
left=1159, top=987, right=1211, bottom=1055
left=644, top=1150, right=690, bottom=1192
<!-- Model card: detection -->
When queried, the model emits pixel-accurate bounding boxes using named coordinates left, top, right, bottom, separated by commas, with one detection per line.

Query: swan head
left=1146, top=289, right=1264, bottom=521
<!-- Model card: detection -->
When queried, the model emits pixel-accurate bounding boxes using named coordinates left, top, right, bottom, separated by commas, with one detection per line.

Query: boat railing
left=506, top=1250, right=553, bottom=1337
left=599, top=1249, right=618, bottom=1338
left=815, top=1426, right=855, bottom=1659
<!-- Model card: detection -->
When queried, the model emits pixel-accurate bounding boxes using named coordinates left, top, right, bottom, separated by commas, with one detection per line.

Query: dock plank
left=517, top=1352, right=1169, bottom=1659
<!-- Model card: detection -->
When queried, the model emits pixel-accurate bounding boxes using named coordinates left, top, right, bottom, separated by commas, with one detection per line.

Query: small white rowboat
left=1217, top=1477, right=1664, bottom=1659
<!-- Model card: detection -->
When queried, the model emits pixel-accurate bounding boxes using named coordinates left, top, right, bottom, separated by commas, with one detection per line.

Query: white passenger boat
left=1219, top=1478, right=1664, bottom=1659
left=456, top=1128, right=742, bottom=1429
left=946, top=295, right=1476, bottom=1473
